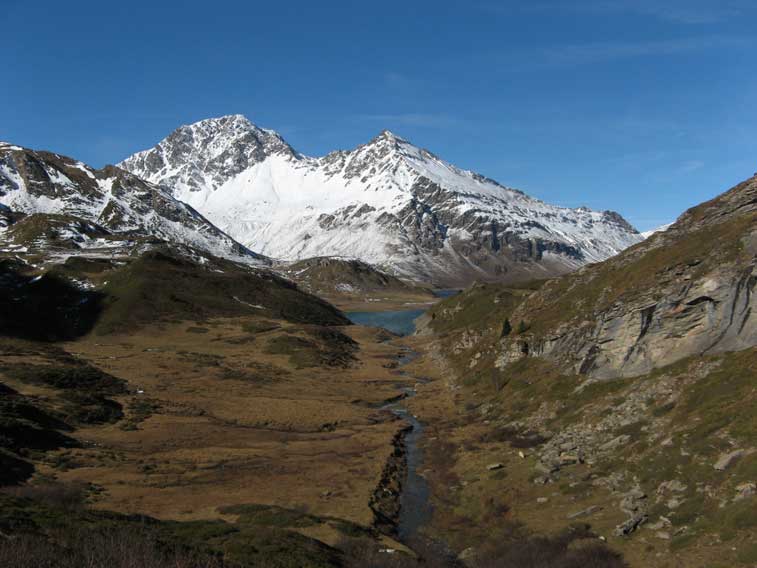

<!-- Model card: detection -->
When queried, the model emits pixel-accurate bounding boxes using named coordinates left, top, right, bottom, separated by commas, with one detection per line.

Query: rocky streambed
left=348, top=309, right=434, bottom=541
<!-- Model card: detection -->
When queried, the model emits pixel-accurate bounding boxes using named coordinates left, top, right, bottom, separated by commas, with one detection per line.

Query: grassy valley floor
left=0, top=313, right=433, bottom=564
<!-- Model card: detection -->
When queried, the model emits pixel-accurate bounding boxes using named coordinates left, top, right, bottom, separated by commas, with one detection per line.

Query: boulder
left=714, top=449, right=745, bottom=471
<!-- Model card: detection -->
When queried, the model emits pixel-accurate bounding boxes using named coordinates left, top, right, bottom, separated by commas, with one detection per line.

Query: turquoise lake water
left=346, top=309, right=426, bottom=336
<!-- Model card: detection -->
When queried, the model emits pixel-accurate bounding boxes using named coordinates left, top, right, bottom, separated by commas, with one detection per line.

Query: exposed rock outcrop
left=496, top=174, right=757, bottom=379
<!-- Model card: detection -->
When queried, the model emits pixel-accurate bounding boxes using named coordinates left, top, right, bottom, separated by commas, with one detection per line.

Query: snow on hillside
left=120, top=115, right=643, bottom=285
left=0, top=141, right=264, bottom=264
left=641, top=223, right=674, bottom=239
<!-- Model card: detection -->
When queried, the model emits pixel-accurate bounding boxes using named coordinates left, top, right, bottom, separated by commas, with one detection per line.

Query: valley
left=0, top=122, right=755, bottom=568
left=0, top=301, right=435, bottom=565
left=5, top=1, right=756, bottom=565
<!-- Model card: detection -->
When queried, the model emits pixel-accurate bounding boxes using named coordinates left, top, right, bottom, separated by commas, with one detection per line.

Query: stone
left=537, top=497, right=549, bottom=504
left=559, top=453, right=581, bottom=466
left=645, top=516, right=672, bottom=531
left=614, top=514, right=648, bottom=537
left=487, top=463, right=504, bottom=471
left=656, top=480, right=687, bottom=495
left=666, top=497, right=684, bottom=510
left=567, top=505, right=602, bottom=519
left=599, top=435, right=631, bottom=452
left=714, top=450, right=745, bottom=471
left=734, top=482, right=756, bottom=501
left=534, top=462, right=555, bottom=475
left=458, top=547, right=476, bottom=560
left=626, top=487, right=647, bottom=500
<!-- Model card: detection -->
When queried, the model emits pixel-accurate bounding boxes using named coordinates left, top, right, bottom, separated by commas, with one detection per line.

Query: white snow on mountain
left=119, top=115, right=643, bottom=284
left=0, top=141, right=263, bottom=264
left=641, top=222, right=674, bottom=239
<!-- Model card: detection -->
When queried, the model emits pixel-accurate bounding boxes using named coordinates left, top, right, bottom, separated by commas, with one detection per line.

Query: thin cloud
left=496, top=1, right=745, bottom=25
left=527, top=35, right=749, bottom=68
left=581, top=0, right=742, bottom=24
left=357, top=113, right=467, bottom=128
left=677, top=160, right=706, bottom=173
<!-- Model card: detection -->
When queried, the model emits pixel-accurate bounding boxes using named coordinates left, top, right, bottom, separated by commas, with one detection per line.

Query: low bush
left=0, top=529, right=225, bottom=568
left=473, top=525, right=627, bottom=568
left=478, top=426, right=548, bottom=449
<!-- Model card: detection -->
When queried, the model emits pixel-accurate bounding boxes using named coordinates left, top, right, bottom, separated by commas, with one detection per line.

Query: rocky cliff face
left=120, top=115, right=642, bottom=286
left=0, top=141, right=264, bottom=263
left=497, top=174, right=757, bottom=379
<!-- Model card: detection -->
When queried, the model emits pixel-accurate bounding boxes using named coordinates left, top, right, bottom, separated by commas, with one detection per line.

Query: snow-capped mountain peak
left=0, top=142, right=264, bottom=263
left=119, top=115, right=643, bottom=286
left=120, top=114, right=298, bottom=196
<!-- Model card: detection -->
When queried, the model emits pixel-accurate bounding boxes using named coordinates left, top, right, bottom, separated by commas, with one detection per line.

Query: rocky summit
left=120, top=115, right=643, bottom=287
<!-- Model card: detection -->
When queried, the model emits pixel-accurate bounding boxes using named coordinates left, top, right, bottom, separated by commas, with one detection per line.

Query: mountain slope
left=120, top=115, right=642, bottom=286
left=413, top=172, right=757, bottom=566
left=493, top=172, right=757, bottom=379
left=0, top=242, right=348, bottom=340
left=0, top=141, right=264, bottom=264
left=280, top=256, right=435, bottom=300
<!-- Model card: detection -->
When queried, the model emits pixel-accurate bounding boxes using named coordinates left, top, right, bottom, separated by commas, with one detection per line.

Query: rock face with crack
left=496, top=173, right=757, bottom=379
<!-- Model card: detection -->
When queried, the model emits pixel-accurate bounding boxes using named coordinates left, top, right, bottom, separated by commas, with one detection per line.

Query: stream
left=346, top=307, right=440, bottom=540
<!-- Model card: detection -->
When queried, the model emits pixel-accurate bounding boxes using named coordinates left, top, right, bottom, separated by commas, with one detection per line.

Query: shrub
left=0, top=529, right=225, bottom=568
left=1, top=481, right=89, bottom=510
left=473, top=525, right=627, bottom=568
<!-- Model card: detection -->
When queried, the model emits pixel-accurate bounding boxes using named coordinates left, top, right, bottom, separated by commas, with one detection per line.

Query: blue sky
left=2, top=0, right=755, bottom=230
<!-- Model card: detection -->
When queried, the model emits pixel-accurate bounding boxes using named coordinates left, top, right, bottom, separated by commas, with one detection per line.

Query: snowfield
left=120, top=115, right=642, bottom=283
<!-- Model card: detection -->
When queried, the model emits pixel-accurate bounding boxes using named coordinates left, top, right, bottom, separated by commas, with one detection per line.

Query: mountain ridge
left=120, top=115, right=643, bottom=286
left=0, top=141, right=265, bottom=264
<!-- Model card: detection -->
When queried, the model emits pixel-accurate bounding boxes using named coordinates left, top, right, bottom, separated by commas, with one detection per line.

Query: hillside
left=495, top=172, right=757, bottom=379
left=407, top=173, right=757, bottom=567
left=279, top=256, right=435, bottom=308
left=0, top=241, right=432, bottom=566
left=120, top=115, right=642, bottom=286
left=0, top=242, right=347, bottom=340
left=0, top=142, right=264, bottom=264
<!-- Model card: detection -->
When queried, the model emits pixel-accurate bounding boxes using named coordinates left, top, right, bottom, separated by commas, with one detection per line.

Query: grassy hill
left=0, top=242, right=349, bottom=340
